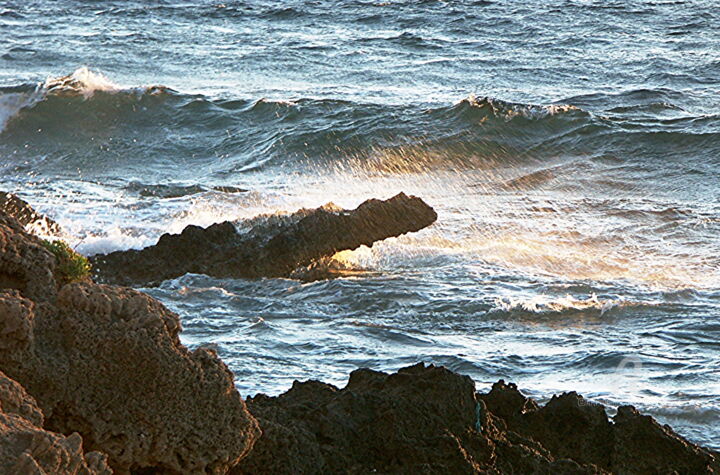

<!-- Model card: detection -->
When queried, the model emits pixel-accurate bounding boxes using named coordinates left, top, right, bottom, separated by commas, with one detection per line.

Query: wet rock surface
left=90, top=192, right=438, bottom=286
left=235, top=364, right=720, bottom=475
left=0, top=212, right=259, bottom=473
left=0, top=191, right=62, bottom=236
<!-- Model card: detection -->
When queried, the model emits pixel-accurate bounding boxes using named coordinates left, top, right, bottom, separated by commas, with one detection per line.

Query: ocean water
left=1, top=0, right=719, bottom=449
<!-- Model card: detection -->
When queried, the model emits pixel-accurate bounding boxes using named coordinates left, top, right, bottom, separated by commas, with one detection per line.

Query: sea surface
left=1, top=0, right=719, bottom=449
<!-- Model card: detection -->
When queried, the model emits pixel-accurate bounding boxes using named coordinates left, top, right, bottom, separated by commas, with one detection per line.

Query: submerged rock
left=90, top=192, right=437, bottom=286
left=0, top=369, right=112, bottom=474
left=235, top=364, right=720, bottom=474
left=0, top=212, right=259, bottom=473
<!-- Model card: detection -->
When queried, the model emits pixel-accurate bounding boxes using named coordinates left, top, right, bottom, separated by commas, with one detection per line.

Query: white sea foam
left=73, top=227, right=156, bottom=256
left=464, top=94, right=580, bottom=120
left=43, top=66, right=122, bottom=98
left=494, top=293, right=620, bottom=315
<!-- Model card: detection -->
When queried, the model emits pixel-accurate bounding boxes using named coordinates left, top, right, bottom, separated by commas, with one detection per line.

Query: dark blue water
left=1, top=0, right=719, bottom=449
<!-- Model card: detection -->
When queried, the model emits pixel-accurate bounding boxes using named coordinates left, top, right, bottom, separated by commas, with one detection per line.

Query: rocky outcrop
left=0, top=369, right=112, bottom=474
left=90, top=192, right=437, bottom=286
left=0, top=191, right=62, bottom=236
left=3, top=195, right=719, bottom=474
left=0, top=213, right=260, bottom=473
left=479, top=380, right=720, bottom=473
left=234, top=364, right=720, bottom=474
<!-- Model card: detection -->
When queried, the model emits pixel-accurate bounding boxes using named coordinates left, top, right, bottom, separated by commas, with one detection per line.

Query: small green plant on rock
left=41, top=239, right=91, bottom=285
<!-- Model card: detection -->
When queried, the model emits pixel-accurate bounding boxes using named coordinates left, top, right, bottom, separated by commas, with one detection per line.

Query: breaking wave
left=4, top=68, right=718, bottom=181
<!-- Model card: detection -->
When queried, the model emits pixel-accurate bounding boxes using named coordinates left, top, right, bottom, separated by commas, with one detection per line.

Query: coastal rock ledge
left=0, top=211, right=259, bottom=473
left=89, top=192, right=438, bottom=286
left=1, top=196, right=719, bottom=474
left=237, top=363, right=720, bottom=474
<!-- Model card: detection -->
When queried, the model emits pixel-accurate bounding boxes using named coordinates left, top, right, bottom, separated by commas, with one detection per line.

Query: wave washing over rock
left=0, top=196, right=719, bottom=474
left=89, top=192, right=438, bottom=286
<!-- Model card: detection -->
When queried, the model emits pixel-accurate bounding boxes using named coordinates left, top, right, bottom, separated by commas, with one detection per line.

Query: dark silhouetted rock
left=90, top=192, right=437, bottom=286
left=235, top=366, right=719, bottom=474
left=611, top=405, right=719, bottom=474
left=0, top=212, right=259, bottom=473
left=479, top=379, right=720, bottom=474
left=234, top=364, right=601, bottom=474
left=481, top=382, right=613, bottom=468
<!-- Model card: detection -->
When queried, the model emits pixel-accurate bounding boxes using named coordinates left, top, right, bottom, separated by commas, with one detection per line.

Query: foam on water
left=44, top=66, right=123, bottom=97
left=494, top=293, right=620, bottom=316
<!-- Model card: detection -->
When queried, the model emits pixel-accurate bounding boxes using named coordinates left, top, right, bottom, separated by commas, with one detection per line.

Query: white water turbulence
left=2, top=0, right=720, bottom=452
left=43, top=66, right=123, bottom=97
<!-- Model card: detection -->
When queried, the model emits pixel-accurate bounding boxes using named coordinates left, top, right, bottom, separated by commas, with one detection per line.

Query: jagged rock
left=0, top=369, right=44, bottom=426
left=234, top=363, right=597, bottom=474
left=0, top=192, right=62, bottom=236
left=3, top=196, right=719, bottom=474
left=0, top=213, right=260, bottom=473
left=0, top=370, right=112, bottom=474
left=479, top=379, right=720, bottom=474
left=90, top=192, right=437, bottom=286
left=236, top=365, right=719, bottom=474
left=612, top=405, right=719, bottom=474
left=481, top=381, right=613, bottom=468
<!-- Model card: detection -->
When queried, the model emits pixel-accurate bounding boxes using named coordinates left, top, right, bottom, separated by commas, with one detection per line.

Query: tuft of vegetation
left=41, top=239, right=91, bottom=285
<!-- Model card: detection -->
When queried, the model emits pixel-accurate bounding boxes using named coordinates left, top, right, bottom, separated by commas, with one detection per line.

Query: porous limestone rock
left=0, top=192, right=62, bottom=236
left=0, top=212, right=259, bottom=474
left=0, top=369, right=112, bottom=475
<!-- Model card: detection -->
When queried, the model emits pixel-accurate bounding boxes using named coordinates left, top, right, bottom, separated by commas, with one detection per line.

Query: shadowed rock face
left=233, top=364, right=720, bottom=475
left=0, top=213, right=260, bottom=473
left=90, top=192, right=437, bottom=286
left=0, top=370, right=112, bottom=475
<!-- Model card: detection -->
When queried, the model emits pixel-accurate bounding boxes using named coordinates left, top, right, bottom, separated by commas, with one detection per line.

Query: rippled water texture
left=1, top=0, right=719, bottom=449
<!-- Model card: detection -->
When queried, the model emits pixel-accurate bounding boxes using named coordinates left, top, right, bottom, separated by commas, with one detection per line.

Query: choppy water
left=2, top=0, right=719, bottom=449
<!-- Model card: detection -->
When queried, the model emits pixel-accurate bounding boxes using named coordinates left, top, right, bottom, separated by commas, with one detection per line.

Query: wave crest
left=463, top=95, right=585, bottom=121
left=0, top=67, right=170, bottom=133
left=44, top=67, right=122, bottom=97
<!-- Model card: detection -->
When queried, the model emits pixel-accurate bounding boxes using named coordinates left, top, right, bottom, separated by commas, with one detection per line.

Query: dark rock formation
left=90, top=192, right=437, bottom=286
left=3, top=195, right=719, bottom=474
left=234, top=364, right=720, bottom=475
left=0, top=212, right=260, bottom=473
left=0, top=369, right=112, bottom=474
left=612, top=405, right=719, bottom=474
left=0, top=191, right=62, bottom=235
